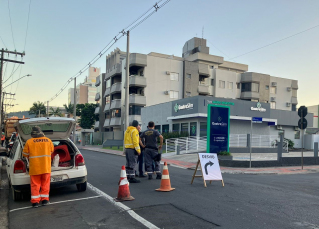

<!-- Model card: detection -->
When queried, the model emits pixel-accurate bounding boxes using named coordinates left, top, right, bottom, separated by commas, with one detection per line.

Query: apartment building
left=94, top=38, right=301, bottom=137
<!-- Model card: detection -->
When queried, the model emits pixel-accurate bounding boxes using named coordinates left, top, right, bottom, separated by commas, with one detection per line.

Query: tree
left=29, top=101, right=46, bottom=117
left=49, top=107, right=63, bottom=117
left=63, top=103, right=74, bottom=118
left=76, top=103, right=98, bottom=129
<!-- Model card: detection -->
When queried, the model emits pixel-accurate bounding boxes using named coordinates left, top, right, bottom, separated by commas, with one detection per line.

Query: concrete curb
left=0, top=157, right=9, bottom=229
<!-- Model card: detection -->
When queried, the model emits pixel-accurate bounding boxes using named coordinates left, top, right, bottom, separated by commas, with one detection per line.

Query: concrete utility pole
left=124, top=31, right=130, bottom=131
left=0, top=49, right=25, bottom=127
left=73, top=77, right=77, bottom=142
left=47, top=101, right=49, bottom=117
left=1, top=92, right=15, bottom=124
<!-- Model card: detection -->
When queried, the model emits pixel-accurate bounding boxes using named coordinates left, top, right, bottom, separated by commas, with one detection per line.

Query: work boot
left=156, top=174, right=162, bottom=180
left=42, top=200, right=49, bottom=206
left=129, top=178, right=141, bottom=183
left=139, top=173, right=147, bottom=178
left=148, top=174, right=153, bottom=180
left=32, top=203, right=39, bottom=208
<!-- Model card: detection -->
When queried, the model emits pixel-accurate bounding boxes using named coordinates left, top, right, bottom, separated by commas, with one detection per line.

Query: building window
left=241, top=82, right=259, bottom=92
left=170, top=90, right=178, bottom=99
left=228, top=82, right=233, bottom=90
left=162, top=124, right=169, bottom=133
left=105, top=96, right=110, bottom=104
left=219, top=80, right=225, bottom=88
left=292, top=89, right=297, bottom=97
left=292, top=104, right=296, bottom=111
left=186, top=91, right=191, bottom=97
left=106, top=79, right=111, bottom=88
left=129, top=105, right=142, bottom=115
left=211, top=79, right=214, bottom=86
left=173, top=124, right=180, bottom=133
left=190, top=122, right=197, bottom=136
left=200, top=122, right=207, bottom=137
left=186, top=74, right=191, bottom=79
left=270, top=102, right=276, bottom=109
left=265, top=85, right=269, bottom=90
left=155, top=125, right=161, bottom=132
left=181, top=123, right=188, bottom=133
left=111, top=109, right=121, bottom=117
left=294, top=130, right=300, bottom=139
left=237, top=83, right=240, bottom=89
left=170, top=72, right=179, bottom=81
left=270, top=86, right=276, bottom=94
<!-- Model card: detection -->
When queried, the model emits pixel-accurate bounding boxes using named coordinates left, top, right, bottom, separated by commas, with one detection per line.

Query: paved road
left=7, top=149, right=319, bottom=228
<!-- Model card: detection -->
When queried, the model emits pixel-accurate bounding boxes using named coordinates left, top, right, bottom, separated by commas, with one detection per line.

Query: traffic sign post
left=250, top=117, right=263, bottom=168
left=298, top=106, right=308, bottom=170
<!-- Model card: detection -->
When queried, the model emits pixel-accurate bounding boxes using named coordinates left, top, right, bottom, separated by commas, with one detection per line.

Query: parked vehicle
left=6, top=117, right=87, bottom=201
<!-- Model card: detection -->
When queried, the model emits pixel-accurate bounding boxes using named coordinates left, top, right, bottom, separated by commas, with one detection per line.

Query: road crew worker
left=22, top=126, right=54, bottom=208
left=136, top=125, right=147, bottom=178
left=140, top=121, right=163, bottom=180
left=124, top=120, right=141, bottom=183
left=1, top=133, right=5, bottom=147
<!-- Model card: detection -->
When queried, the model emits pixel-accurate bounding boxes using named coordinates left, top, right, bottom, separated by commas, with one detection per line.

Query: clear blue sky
left=1, top=0, right=319, bottom=112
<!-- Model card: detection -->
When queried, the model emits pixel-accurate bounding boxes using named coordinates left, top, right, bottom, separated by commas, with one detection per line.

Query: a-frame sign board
left=191, top=153, right=224, bottom=188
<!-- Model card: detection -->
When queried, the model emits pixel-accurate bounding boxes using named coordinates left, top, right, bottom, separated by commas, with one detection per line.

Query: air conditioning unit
left=286, top=102, right=291, bottom=107
left=276, top=125, right=283, bottom=130
left=294, top=126, right=299, bottom=131
left=164, top=91, right=169, bottom=95
left=166, top=71, right=170, bottom=75
left=271, top=82, right=277, bottom=87
left=287, top=87, right=291, bottom=92
left=271, top=97, right=276, bottom=102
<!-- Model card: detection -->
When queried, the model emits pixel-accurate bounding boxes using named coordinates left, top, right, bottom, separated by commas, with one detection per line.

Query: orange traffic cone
left=115, top=166, right=135, bottom=202
left=156, top=162, right=175, bottom=192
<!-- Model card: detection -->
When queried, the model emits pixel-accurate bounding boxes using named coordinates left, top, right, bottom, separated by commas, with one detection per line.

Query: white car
left=6, top=117, right=87, bottom=201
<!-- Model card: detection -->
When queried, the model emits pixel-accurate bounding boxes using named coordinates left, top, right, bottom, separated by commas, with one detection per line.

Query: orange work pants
left=30, top=173, right=51, bottom=203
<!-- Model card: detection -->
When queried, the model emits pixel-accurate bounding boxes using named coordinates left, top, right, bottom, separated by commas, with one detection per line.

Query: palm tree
left=49, top=107, right=63, bottom=117
left=63, top=103, right=74, bottom=118
left=29, top=101, right=46, bottom=117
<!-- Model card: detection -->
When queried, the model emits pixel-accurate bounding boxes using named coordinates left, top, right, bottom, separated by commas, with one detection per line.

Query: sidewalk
left=78, top=145, right=319, bottom=175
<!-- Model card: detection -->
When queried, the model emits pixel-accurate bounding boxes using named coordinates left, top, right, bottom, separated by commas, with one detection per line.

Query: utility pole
left=1, top=92, right=15, bottom=127
left=124, top=31, right=130, bottom=132
left=47, top=101, right=49, bottom=117
left=0, top=49, right=25, bottom=127
left=73, top=77, right=77, bottom=142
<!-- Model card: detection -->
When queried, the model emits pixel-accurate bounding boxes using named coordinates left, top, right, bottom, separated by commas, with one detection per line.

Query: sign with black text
left=199, top=153, right=223, bottom=181
left=207, top=104, right=230, bottom=153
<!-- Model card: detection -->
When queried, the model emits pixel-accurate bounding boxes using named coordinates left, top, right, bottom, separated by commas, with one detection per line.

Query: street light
left=3, top=74, right=31, bottom=89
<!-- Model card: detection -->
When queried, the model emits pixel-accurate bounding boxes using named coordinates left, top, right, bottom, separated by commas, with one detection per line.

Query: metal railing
left=165, top=134, right=287, bottom=154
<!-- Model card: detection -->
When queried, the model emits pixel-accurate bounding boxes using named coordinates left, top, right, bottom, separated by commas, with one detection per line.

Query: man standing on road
left=22, top=126, right=54, bottom=208
left=1, top=132, right=5, bottom=147
left=136, top=125, right=147, bottom=178
left=124, top=120, right=141, bottom=183
left=140, top=121, right=163, bottom=180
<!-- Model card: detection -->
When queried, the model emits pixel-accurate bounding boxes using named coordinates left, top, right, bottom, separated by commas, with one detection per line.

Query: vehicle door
left=6, top=140, right=19, bottom=179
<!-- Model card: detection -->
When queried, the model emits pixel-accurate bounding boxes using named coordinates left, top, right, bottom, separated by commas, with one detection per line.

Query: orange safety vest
left=22, top=137, right=54, bottom=175
left=1, top=135, right=5, bottom=141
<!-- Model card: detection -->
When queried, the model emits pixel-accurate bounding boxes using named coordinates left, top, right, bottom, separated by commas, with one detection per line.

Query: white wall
left=213, top=69, right=240, bottom=99
left=144, top=55, right=183, bottom=106
left=269, top=76, right=293, bottom=111
left=308, top=105, right=318, bottom=128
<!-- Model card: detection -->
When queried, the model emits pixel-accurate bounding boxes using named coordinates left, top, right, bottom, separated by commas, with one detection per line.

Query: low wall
left=230, top=147, right=278, bottom=153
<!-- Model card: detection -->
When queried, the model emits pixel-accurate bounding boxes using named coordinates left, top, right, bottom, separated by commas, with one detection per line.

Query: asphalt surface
left=6, top=149, right=319, bottom=229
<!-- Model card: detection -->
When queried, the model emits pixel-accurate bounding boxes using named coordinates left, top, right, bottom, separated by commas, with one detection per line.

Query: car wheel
left=76, top=181, right=87, bottom=192
left=12, top=186, right=23, bottom=201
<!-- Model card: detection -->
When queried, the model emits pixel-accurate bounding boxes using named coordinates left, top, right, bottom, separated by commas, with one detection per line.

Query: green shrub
left=161, top=131, right=189, bottom=141
left=284, top=138, right=294, bottom=149
left=218, top=151, right=232, bottom=156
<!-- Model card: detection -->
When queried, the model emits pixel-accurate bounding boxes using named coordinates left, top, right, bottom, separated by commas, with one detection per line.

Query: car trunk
left=15, top=117, right=77, bottom=172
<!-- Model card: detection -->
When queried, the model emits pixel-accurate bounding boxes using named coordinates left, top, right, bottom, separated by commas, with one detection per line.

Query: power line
left=47, top=0, right=171, bottom=103
left=0, top=36, right=7, bottom=49
left=207, top=40, right=230, bottom=59
left=3, top=64, right=20, bottom=84
left=7, top=0, right=16, bottom=50
left=229, top=23, right=319, bottom=60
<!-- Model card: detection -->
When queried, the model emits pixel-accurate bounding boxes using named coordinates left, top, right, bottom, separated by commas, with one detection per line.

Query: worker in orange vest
left=1, top=133, right=5, bottom=147
left=22, top=126, right=54, bottom=208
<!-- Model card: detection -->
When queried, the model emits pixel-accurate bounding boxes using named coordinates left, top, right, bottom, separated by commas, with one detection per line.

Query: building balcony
left=106, top=63, right=122, bottom=80
left=240, top=91, right=259, bottom=100
left=95, top=75, right=101, bottom=87
left=129, top=94, right=146, bottom=106
left=95, top=92, right=101, bottom=101
left=110, top=117, right=121, bottom=126
left=198, top=63, right=210, bottom=77
left=103, top=118, right=110, bottom=127
left=104, top=103, right=110, bottom=112
left=129, top=76, right=146, bottom=88
left=104, top=87, right=110, bottom=97
left=94, top=121, right=100, bottom=129
left=129, top=53, right=147, bottom=67
left=129, top=115, right=141, bottom=124
left=291, top=97, right=298, bottom=104
left=94, top=106, right=100, bottom=115
left=197, top=85, right=209, bottom=95
left=110, top=99, right=121, bottom=110
left=110, top=82, right=122, bottom=94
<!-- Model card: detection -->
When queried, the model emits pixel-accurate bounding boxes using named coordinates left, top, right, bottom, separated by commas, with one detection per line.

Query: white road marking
left=9, top=196, right=101, bottom=212
left=87, top=183, right=159, bottom=229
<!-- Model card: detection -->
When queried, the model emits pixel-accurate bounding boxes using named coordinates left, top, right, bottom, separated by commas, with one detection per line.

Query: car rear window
left=20, top=123, right=71, bottom=135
